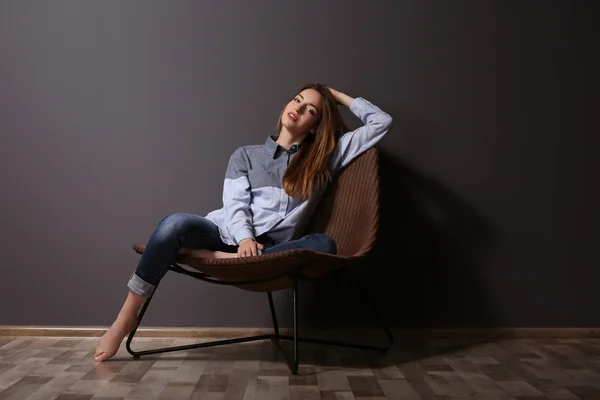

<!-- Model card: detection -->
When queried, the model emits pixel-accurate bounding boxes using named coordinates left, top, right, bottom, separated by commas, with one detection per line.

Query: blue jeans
left=128, top=212, right=337, bottom=297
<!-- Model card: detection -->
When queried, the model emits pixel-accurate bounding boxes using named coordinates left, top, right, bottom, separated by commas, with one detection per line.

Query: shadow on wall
left=296, top=148, right=498, bottom=330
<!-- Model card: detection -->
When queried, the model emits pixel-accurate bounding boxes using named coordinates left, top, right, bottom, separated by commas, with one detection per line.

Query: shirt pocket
left=247, top=168, right=279, bottom=208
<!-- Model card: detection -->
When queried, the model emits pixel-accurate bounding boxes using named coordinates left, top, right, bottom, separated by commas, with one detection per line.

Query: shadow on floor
left=113, top=334, right=508, bottom=372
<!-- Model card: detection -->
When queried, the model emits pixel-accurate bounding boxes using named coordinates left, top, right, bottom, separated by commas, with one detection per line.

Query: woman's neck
left=277, top=127, right=307, bottom=150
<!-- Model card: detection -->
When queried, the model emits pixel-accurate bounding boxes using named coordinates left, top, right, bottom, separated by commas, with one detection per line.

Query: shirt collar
left=265, top=134, right=302, bottom=158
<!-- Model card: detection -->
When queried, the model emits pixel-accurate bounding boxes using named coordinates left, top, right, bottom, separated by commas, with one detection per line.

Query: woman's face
left=281, top=88, right=323, bottom=135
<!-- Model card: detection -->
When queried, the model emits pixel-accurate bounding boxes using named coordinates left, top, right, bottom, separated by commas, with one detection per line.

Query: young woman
left=94, top=84, right=393, bottom=362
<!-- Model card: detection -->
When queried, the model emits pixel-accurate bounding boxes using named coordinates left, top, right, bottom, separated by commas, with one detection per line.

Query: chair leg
left=125, top=285, right=272, bottom=359
left=270, top=275, right=300, bottom=375
left=267, top=292, right=279, bottom=336
left=351, top=267, right=395, bottom=352
left=125, top=288, right=156, bottom=358
left=275, top=268, right=394, bottom=354
left=126, top=271, right=392, bottom=375
left=292, top=275, right=299, bottom=373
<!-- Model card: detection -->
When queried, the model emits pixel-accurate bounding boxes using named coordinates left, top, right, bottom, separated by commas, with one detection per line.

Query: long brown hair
left=278, top=83, right=349, bottom=200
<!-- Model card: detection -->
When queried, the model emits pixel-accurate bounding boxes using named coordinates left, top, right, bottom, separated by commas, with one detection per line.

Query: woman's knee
left=310, top=233, right=337, bottom=254
left=154, top=212, right=195, bottom=242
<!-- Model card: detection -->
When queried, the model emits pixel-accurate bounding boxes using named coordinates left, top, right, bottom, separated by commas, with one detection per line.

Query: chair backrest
left=302, top=147, right=381, bottom=258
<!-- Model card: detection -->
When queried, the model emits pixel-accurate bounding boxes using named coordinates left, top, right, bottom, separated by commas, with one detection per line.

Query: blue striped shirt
left=205, top=97, right=393, bottom=245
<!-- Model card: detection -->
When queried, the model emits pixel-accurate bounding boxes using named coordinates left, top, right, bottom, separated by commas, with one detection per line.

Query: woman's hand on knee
left=237, top=238, right=264, bottom=257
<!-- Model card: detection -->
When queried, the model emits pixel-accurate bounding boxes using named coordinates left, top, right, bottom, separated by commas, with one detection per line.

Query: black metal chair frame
left=125, top=260, right=394, bottom=375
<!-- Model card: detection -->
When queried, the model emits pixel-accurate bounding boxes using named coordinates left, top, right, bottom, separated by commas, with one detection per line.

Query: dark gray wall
left=0, top=1, right=597, bottom=328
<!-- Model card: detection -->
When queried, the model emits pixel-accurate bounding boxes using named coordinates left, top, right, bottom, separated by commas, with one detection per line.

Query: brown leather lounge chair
left=126, top=147, right=394, bottom=374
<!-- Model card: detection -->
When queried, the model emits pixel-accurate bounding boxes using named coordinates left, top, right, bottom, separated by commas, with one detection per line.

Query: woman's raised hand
left=327, top=87, right=354, bottom=107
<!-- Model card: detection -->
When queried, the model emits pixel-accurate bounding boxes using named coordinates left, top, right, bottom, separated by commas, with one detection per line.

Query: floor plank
left=0, top=337, right=598, bottom=399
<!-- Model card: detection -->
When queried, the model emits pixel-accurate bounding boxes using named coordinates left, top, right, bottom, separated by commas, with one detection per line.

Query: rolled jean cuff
left=127, top=272, right=157, bottom=298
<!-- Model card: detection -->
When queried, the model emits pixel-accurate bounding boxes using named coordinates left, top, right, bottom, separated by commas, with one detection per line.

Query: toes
left=95, top=349, right=116, bottom=362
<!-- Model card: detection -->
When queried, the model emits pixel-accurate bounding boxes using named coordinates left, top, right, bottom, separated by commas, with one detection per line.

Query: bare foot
left=179, top=248, right=238, bottom=259
left=94, top=316, right=138, bottom=362
left=213, top=251, right=239, bottom=259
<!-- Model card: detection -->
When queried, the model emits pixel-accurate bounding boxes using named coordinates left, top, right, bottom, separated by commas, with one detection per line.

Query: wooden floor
left=1, top=336, right=599, bottom=399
